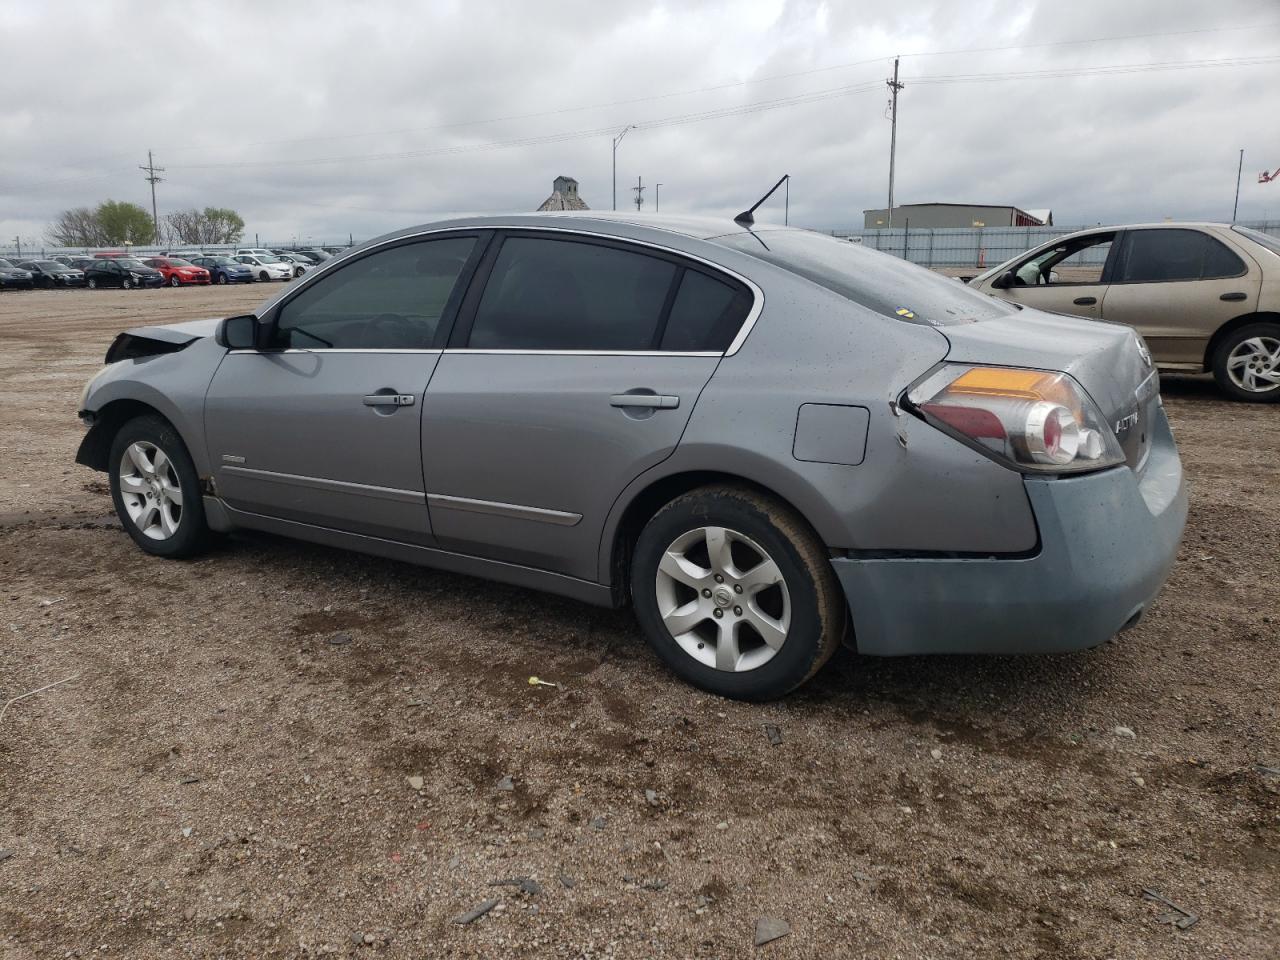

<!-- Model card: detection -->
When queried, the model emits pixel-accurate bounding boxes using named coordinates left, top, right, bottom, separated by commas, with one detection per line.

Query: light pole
left=612, top=125, right=635, bottom=211
left=1233, top=148, right=1244, bottom=222
left=655, top=183, right=663, bottom=212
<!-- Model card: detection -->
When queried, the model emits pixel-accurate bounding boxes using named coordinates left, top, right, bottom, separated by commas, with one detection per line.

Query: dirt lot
left=1, top=286, right=1276, bottom=959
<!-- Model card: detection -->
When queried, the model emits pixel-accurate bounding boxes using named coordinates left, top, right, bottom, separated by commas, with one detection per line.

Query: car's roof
left=383, top=211, right=780, bottom=243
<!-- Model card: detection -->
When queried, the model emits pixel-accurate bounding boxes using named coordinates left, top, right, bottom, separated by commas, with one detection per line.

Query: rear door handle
left=1072, top=296, right=1097, bottom=306
left=1219, top=291, right=1247, bottom=302
left=363, top=393, right=415, bottom=407
left=610, top=394, right=679, bottom=409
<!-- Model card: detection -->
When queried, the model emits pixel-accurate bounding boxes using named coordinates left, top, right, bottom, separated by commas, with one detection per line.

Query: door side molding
left=426, top=493, right=582, bottom=527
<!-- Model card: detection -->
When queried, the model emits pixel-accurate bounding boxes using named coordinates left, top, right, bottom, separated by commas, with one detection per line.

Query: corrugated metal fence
left=830, top=221, right=1280, bottom=269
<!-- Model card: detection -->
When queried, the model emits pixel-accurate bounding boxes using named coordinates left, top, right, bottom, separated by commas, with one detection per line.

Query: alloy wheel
left=117, top=441, right=183, bottom=541
left=654, top=525, right=791, bottom=672
left=87, top=278, right=97, bottom=289
left=121, top=278, right=132, bottom=290
left=1226, top=335, right=1280, bottom=393
left=169, top=276, right=181, bottom=287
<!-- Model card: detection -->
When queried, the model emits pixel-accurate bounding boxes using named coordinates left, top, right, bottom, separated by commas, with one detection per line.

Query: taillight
left=906, top=365, right=1124, bottom=474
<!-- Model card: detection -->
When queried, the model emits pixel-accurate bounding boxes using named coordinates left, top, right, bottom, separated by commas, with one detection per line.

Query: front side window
left=1015, top=233, right=1114, bottom=286
left=1119, top=229, right=1246, bottom=283
left=468, top=237, right=677, bottom=351
left=274, top=236, right=476, bottom=350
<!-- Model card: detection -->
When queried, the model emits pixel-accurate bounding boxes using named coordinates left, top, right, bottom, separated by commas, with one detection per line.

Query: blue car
left=191, top=255, right=255, bottom=285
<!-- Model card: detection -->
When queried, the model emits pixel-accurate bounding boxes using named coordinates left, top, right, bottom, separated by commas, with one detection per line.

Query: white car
left=274, top=253, right=315, bottom=278
left=233, top=254, right=292, bottom=282
left=234, top=248, right=276, bottom=258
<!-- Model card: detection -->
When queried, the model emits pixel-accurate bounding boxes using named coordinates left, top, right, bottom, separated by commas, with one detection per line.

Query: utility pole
left=784, top=177, right=790, bottom=225
left=655, top=183, right=663, bottom=212
left=632, top=175, right=645, bottom=211
left=886, top=58, right=904, bottom=229
left=139, top=150, right=165, bottom=242
left=14, top=236, right=20, bottom=259
left=612, top=125, right=635, bottom=211
left=1233, top=148, right=1244, bottom=222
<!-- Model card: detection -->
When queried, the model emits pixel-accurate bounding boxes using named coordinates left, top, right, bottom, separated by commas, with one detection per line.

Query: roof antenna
left=735, top=174, right=789, bottom=226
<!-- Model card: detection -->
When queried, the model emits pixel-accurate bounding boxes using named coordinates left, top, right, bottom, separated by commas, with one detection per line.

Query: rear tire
left=107, top=415, right=211, bottom=559
left=1211, top=322, right=1280, bottom=402
left=631, top=485, right=845, bottom=700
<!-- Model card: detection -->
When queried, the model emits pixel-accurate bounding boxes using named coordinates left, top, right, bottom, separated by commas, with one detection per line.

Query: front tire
left=87, top=278, right=97, bottom=289
left=631, top=485, right=845, bottom=700
left=121, top=278, right=132, bottom=290
left=259, top=270, right=269, bottom=282
left=169, top=275, right=181, bottom=288
left=1212, top=322, right=1280, bottom=402
left=216, top=273, right=228, bottom=285
left=108, top=415, right=211, bottom=558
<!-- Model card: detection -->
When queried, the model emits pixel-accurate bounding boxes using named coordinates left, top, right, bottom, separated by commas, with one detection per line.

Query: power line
left=162, top=54, right=1277, bottom=174
left=36, top=18, right=1279, bottom=168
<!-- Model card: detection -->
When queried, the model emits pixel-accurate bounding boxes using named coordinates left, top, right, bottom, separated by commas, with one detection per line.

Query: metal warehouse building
left=863, top=203, right=1052, bottom=229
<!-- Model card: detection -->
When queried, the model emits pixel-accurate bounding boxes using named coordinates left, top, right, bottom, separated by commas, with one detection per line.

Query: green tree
left=201, top=207, right=245, bottom=244
left=95, top=200, right=155, bottom=245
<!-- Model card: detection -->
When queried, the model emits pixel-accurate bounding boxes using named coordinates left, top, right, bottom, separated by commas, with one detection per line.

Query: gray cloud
left=2, top=0, right=1277, bottom=248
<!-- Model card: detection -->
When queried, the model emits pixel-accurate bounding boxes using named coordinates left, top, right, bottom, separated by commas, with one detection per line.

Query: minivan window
left=468, top=237, right=677, bottom=351
left=660, top=269, right=752, bottom=351
left=1119, top=228, right=1245, bottom=283
left=274, top=236, right=476, bottom=349
left=720, top=229, right=1014, bottom=326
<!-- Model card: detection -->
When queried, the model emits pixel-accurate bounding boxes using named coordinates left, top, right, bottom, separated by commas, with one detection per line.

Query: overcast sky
left=2, top=0, right=1278, bottom=248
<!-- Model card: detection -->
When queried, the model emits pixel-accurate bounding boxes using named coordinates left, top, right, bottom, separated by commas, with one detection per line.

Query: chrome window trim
left=222, top=465, right=424, bottom=505
left=226, top=348, right=719, bottom=358
left=426, top=493, right=582, bottom=527
left=254, top=224, right=765, bottom=357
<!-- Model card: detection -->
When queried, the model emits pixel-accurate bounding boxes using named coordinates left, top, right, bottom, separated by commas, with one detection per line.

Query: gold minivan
left=970, top=223, right=1280, bottom=401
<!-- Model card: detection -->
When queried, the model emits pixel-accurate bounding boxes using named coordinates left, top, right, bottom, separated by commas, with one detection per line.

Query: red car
left=142, top=257, right=211, bottom=287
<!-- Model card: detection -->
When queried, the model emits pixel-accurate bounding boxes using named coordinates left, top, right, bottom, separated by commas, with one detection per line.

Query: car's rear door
left=204, top=232, right=486, bottom=545
left=1099, top=227, right=1262, bottom=368
left=421, top=230, right=757, bottom=582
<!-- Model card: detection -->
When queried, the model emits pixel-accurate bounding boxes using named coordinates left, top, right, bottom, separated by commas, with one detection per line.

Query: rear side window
left=469, top=237, right=676, bottom=351
left=660, top=269, right=752, bottom=351
left=274, top=236, right=476, bottom=349
left=1119, top=229, right=1246, bottom=283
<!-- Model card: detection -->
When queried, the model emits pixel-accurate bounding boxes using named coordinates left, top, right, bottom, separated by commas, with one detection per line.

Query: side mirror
left=990, top=269, right=1019, bottom=290
left=218, top=315, right=260, bottom=350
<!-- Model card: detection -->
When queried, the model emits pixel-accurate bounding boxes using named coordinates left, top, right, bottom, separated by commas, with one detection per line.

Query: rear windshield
left=718, top=229, right=1015, bottom=326
left=1232, top=225, right=1280, bottom=257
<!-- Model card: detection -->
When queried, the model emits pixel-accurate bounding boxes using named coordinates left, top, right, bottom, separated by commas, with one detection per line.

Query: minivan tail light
left=906, top=364, right=1124, bottom=474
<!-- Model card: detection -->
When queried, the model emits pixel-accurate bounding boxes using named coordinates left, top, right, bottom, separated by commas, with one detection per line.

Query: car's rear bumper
left=833, top=407, right=1187, bottom=656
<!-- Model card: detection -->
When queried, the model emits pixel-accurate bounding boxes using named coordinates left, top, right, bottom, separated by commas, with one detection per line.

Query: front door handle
left=610, top=394, right=679, bottom=409
left=363, top=393, right=415, bottom=407
left=1072, top=296, right=1097, bottom=306
left=1219, top=291, right=1247, bottom=302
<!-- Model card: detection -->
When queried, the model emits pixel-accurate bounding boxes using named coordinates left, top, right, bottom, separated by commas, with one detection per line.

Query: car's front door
left=986, top=231, right=1118, bottom=320
left=204, top=233, right=485, bottom=544
left=421, top=231, right=756, bottom=582
left=1099, top=227, right=1262, bottom=368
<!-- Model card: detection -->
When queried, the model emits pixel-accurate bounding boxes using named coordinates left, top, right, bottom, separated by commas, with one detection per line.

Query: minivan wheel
left=1212, top=322, right=1280, bottom=402
left=631, top=485, right=845, bottom=700
left=108, top=415, right=211, bottom=558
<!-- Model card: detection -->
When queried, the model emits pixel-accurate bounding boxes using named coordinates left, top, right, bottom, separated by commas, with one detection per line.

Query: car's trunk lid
left=940, top=309, right=1158, bottom=471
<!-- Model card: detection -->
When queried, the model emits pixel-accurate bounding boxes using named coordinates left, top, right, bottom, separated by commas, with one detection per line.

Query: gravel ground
left=1, top=286, right=1276, bottom=959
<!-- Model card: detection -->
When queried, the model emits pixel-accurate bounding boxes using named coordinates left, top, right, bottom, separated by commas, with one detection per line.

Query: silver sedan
left=76, top=213, right=1186, bottom=699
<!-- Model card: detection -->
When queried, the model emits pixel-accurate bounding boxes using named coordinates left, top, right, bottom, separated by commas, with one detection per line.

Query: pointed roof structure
left=537, top=176, right=590, bottom=211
